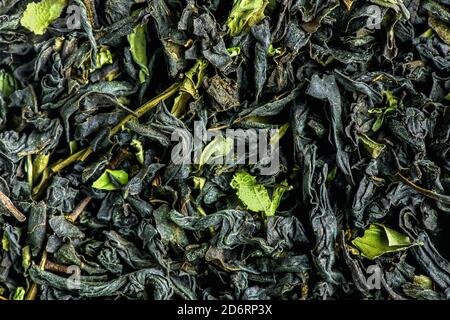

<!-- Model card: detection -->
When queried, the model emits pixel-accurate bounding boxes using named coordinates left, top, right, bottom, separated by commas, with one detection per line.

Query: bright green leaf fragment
left=199, top=135, right=234, bottom=168
left=420, top=28, right=435, bottom=38
left=267, top=44, right=284, bottom=57
left=0, top=70, right=17, bottom=98
left=193, top=176, right=206, bottom=190
left=32, top=153, right=50, bottom=184
left=230, top=171, right=291, bottom=217
left=20, top=0, right=68, bottom=35
left=227, top=0, right=269, bottom=36
left=227, top=47, right=241, bottom=57
left=413, top=275, right=433, bottom=289
left=10, top=287, right=25, bottom=300
left=128, top=24, right=149, bottom=83
left=171, top=59, right=209, bottom=118
left=93, top=46, right=114, bottom=71
left=351, top=223, right=415, bottom=260
left=1, top=232, right=9, bottom=252
left=22, top=246, right=31, bottom=271
left=231, top=171, right=271, bottom=214
left=358, top=133, right=385, bottom=159
left=92, top=169, right=129, bottom=190
left=368, top=90, right=398, bottom=132
left=131, top=139, right=144, bottom=165
left=69, top=140, right=78, bottom=155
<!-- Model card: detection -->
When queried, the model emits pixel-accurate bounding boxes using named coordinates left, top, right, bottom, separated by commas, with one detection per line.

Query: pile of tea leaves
left=1, top=0, right=450, bottom=300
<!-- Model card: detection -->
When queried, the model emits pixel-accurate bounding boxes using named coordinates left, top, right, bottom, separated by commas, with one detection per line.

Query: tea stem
left=45, top=261, right=71, bottom=274
left=83, top=0, right=97, bottom=29
left=24, top=250, right=47, bottom=300
left=66, top=196, right=92, bottom=223
left=397, top=173, right=450, bottom=204
left=0, top=190, right=26, bottom=222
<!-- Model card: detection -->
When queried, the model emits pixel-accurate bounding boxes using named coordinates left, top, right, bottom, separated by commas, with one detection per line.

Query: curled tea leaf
left=358, top=134, right=386, bottom=159
left=171, top=59, right=209, bottom=118
left=199, top=135, right=233, bottom=168
left=49, top=216, right=85, bottom=239
left=128, top=23, right=149, bottom=83
left=32, top=153, right=50, bottom=184
left=227, top=0, right=269, bottom=36
left=351, top=223, right=415, bottom=260
left=92, top=169, right=129, bottom=190
left=368, top=90, right=398, bottom=132
left=131, top=140, right=144, bottom=165
left=93, top=46, right=114, bottom=70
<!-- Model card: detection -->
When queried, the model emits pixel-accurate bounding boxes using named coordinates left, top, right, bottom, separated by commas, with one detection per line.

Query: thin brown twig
left=66, top=196, right=92, bottom=223
left=83, top=0, right=97, bottom=29
left=0, top=190, right=26, bottom=222
left=45, top=261, right=71, bottom=274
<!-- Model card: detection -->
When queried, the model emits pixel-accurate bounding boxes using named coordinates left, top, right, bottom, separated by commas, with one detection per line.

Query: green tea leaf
left=32, top=153, right=50, bottom=184
left=93, top=46, right=114, bottom=70
left=22, top=246, right=31, bottom=271
left=230, top=171, right=291, bottom=217
left=26, top=155, right=33, bottom=189
left=69, top=141, right=78, bottom=155
left=193, top=176, right=206, bottom=190
left=358, top=134, right=385, bottom=159
left=368, top=90, right=398, bottom=132
left=227, top=0, right=269, bottom=36
left=0, top=70, right=17, bottom=98
left=128, top=24, right=149, bottom=83
left=351, top=223, right=414, bottom=260
left=327, top=166, right=338, bottom=181
left=413, top=275, right=433, bottom=289
left=269, top=123, right=290, bottom=145
left=1, top=232, right=9, bottom=252
left=20, top=0, right=68, bottom=35
left=199, top=135, right=233, bottom=168
left=92, top=169, right=129, bottom=190
left=131, top=139, right=144, bottom=165
left=230, top=171, right=272, bottom=214
left=227, top=47, right=241, bottom=57
left=171, top=59, right=209, bottom=118
left=267, top=44, right=284, bottom=57
left=10, top=287, right=25, bottom=300
left=420, top=28, right=435, bottom=38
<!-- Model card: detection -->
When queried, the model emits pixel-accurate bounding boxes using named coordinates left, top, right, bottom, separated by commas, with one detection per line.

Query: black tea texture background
left=1, top=0, right=450, bottom=300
